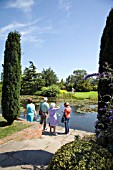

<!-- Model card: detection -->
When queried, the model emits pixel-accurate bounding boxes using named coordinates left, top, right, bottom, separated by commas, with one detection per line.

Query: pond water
left=20, top=102, right=97, bottom=133
left=0, top=101, right=97, bottom=133
left=56, top=102, right=97, bottom=133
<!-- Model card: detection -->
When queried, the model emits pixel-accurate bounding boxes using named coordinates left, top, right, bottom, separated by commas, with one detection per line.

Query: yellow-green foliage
left=60, top=90, right=67, bottom=94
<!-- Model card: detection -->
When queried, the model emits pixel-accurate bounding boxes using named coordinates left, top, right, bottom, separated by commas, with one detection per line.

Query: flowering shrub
left=84, top=63, right=113, bottom=153
left=60, top=90, right=67, bottom=94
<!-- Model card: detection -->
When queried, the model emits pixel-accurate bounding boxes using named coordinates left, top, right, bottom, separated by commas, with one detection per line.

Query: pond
left=55, top=102, right=97, bottom=133
left=20, top=102, right=97, bottom=133
left=0, top=98, right=97, bottom=133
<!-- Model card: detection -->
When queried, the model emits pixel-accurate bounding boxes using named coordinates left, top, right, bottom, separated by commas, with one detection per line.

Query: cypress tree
left=2, top=31, right=21, bottom=124
left=96, top=8, right=113, bottom=153
left=99, top=8, right=113, bottom=73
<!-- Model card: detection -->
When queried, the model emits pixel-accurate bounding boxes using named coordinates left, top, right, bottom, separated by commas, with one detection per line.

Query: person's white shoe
left=53, top=132, right=58, bottom=136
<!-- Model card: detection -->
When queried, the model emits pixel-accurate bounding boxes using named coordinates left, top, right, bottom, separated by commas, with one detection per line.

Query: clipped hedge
left=48, top=139, right=113, bottom=170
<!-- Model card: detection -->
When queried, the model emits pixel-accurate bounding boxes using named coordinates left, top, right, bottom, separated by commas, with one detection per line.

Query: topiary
left=47, top=139, right=113, bottom=170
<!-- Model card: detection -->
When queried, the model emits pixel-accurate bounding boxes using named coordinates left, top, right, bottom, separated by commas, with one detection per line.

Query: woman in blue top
left=24, top=98, right=36, bottom=122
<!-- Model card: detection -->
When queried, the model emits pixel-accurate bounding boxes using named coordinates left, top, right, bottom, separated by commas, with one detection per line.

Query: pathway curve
left=0, top=121, right=95, bottom=170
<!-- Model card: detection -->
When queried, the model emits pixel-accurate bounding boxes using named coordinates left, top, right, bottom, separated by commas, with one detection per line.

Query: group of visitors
left=24, top=97, right=72, bottom=135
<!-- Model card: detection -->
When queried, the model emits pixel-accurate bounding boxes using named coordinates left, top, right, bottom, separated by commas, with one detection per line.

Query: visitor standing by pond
left=48, top=102, right=60, bottom=135
left=39, top=97, right=49, bottom=131
left=63, top=102, right=72, bottom=134
left=24, top=98, right=36, bottom=122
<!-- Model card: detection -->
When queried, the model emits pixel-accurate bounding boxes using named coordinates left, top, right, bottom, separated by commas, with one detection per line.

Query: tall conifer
left=2, top=31, right=21, bottom=124
left=97, top=8, right=113, bottom=153
left=99, top=8, right=113, bottom=73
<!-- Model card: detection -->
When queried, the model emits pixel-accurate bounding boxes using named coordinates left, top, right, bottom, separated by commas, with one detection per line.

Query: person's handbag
left=39, top=109, right=42, bottom=115
left=33, top=110, right=37, bottom=121
left=61, top=115, right=65, bottom=123
left=41, top=112, right=46, bottom=118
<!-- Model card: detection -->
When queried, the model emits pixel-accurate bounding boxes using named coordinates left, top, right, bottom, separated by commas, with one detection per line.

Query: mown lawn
left=0, top=116, right=31, bottom=139
left=75, top=91, right=98, bottom=100
left=58, top=91, right=98, bottom=101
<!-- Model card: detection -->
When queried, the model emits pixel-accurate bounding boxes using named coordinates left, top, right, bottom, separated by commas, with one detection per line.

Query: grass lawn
left=75, top=91, right=98, bottom=100
left=0, top=116, right=31, bottom=139
left=58, top=91, right=98, bottom=101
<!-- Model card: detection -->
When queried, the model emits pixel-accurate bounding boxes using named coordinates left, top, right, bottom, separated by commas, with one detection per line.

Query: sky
left=0, top=0, right=113, bottom=81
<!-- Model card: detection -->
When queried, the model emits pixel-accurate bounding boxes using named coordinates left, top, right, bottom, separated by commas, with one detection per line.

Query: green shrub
left=41, top=85, right=60, bottom=97
left=34, top=90, right=42, bottom=96
left=48, top=139, right=113, bottom=170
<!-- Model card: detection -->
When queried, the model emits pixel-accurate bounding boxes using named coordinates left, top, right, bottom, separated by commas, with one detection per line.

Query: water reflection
left=20, top=102, right=97, bottom=132
left=56, top=102, right=97, bottom=132
left=1, top=101, right=97, bottom=133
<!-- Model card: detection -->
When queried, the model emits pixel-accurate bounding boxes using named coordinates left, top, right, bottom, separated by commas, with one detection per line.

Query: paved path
left=0, top=124, right=94, bottom=170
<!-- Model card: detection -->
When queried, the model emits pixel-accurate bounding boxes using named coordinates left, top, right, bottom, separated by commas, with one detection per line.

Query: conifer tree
left=96, top=8, right=113, bottom=153
left=21, top=61, right=45, bottom=95
left=99, top=8, right=113, bottom=74
left=2, top=31, right=21, bottom=124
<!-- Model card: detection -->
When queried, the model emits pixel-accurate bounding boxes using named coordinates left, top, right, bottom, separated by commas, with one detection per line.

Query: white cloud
left=6, top=0, right=35, bottom=12
left=58, top=0, right=71, bottom=17
left=22, top=35, right=44, bottom=43
left=0, top=19, right=53, bottom=46
left=0, top=20, right=40, bottom=34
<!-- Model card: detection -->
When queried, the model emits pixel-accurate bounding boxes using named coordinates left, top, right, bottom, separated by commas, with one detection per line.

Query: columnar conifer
left=2, top=31, right=21, bottom=124
left=97, top=8, right=113, bottom=153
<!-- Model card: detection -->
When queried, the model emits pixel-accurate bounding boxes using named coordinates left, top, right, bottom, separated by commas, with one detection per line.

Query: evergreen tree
left=99, top=8, right=113, bottom=73
left=2, top=31, right=21, bottom=124
left=21, top=61, right=45, bottom=94
left=41, top=67, right=59, bottom=87
left=96, top=8, right=113, bottom=153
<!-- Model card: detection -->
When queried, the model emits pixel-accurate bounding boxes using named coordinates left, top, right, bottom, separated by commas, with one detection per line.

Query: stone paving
left=0, top=121, right=94, bottom=170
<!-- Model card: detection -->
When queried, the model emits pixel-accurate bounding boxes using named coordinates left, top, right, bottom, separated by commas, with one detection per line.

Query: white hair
left=50, top=102, right=55, bottom=108
left=44, top=97, right=48, bottom=101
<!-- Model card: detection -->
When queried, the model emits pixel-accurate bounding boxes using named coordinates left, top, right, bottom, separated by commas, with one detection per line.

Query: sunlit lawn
left=0, top=116, right=31, bottom=139
left=75, top=91, right=98, bottom=100
left=58, top=91, right=98, bottom=101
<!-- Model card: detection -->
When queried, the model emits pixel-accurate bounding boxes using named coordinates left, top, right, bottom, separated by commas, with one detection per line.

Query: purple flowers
left=97, top=133, right=101, bottom=139
left=109, top=110, right=113, bottom=115
left=100, top=72, right=110, bottom=78
left=99, top=108, right=106, bottom=111
left=84, top=72, right=111, bottom=80
left=109, top=115, right=113, bottom=120
left=83, top=73, right=100, bottom=80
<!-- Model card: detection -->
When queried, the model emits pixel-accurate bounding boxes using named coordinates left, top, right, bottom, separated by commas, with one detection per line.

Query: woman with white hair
left=48, top=102, right=60, bottom=135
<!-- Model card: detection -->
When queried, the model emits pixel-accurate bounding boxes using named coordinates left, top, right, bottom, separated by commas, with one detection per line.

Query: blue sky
left=0, top=0, right=113, bottom=81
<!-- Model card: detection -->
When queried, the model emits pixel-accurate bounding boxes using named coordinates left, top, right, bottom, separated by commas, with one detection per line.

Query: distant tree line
left=20, top=61, right=98, bottom=95
left=0, top=61, right=98, bottom=96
